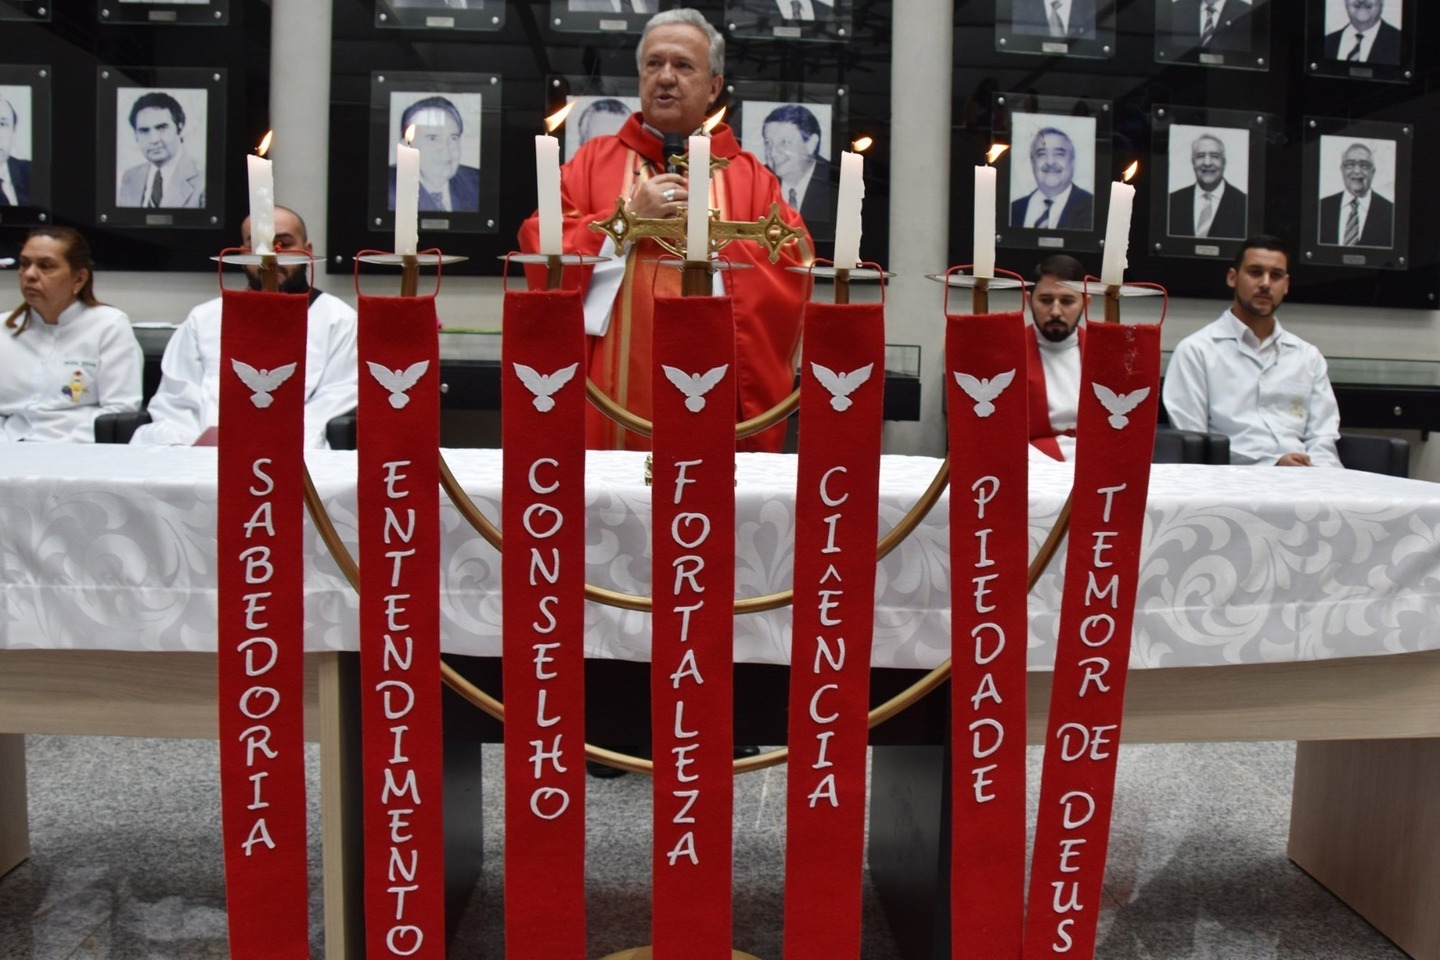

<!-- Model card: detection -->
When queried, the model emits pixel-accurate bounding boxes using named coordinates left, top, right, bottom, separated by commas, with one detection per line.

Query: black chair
left=94, top=410, right=152, bottom=444
left=326, top=412, right=358, bottom=450
left=1153, top=424, right=1230, bottom=465
left=1337, top=433, right=1410, bottom=477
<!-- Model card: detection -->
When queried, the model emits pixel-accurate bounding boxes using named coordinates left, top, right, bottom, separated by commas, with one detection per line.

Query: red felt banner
left=1023, top=321, right=1160, bottom=959
left=500, top=287, right=589, bottom=958
left=216, top=288, right=312, bottom=959
left=356, top=294, right=446, bottom=958
left=944, top=309, right=1031, bottom=958
left=650, top=294, right=738, bottom=959
left=781, top=301, right=885, bottom=960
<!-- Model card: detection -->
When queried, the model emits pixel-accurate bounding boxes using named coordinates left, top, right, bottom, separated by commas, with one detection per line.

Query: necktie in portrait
left=1344, top=198, right=1360, bottom=245
left=789, top=187, right=798, bottom=207
left=0, top=177, right=12, bottom=206
left=149, top=169, right=164, bottom=208
left=1048, top=0, right=1065, bottom=37
left=1201, top=2, right=1216, bottom=45
left=1346, top=32, right=1363, bottom=60
left=1195, top=193, right=1214, bottom=237
left=1034, top=197, right=1054, bottom=229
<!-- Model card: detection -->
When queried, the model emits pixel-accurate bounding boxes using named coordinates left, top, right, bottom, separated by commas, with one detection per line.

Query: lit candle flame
left=257, top=130, right=272, bottom=157
left=851, top=136, right=874, bottom=153
left=703, top=107, right=726, bottom=133
left=404, top=123, right=417, bottom=145
left=545, top=101, right=575, bottom=133
left=985, top=143, right=1009, bottom=164
left=1122, top=161, right=1139, bottom=183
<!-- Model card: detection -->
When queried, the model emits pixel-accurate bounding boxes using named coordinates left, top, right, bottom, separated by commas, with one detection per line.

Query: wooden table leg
left=1288, top=738, right=1440, bottom=960
left=0, top=734, right=29, bottom=878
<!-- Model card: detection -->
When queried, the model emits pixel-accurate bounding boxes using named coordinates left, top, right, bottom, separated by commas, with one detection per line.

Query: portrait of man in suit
left=1323, top=0, right=1401, bottom=66
left=0, top=94, right=32, bottom=207
left=116, top=91, right=205, bottom=209
left=1010, top=123, right=1094, bottom=232
left=760, top=103, right=835, bottom=236
left=566, top=96, right=635, bottom=161
left=1318, top=141, right=1393, bottom=248
left=387, top=0, right=484, bottom=8
left=1156, top=0, right=1254, bottom=54
left=729, top=0, right=837, bottom=27
left=1011, top=0, right=1097, bottom=40
left=566, top=0, right=656, bottom=12
left=1168, top=131, right=1248, bottom=239
left=387, top=94, right=481, bottom=214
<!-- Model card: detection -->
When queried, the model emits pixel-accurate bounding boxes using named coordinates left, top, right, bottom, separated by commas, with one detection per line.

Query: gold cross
left=588, top=153, right=804, bottom=263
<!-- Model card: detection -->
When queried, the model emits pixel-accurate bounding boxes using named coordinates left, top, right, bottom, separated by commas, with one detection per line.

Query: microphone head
left=662, top=133, right=687, bottom=174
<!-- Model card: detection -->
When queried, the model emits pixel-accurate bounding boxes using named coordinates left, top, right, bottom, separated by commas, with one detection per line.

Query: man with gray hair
left=0, top=95, right=32, bottom=206
left=1009, top=125, right=1093, bottom=231
left=1167, top=132, right=1247, bottom=239
left=1318, top=141, right=1393, bottom=248
left=1324, top=0, right=1401, bottom=65
left=518, top=7, right=811, bottom=453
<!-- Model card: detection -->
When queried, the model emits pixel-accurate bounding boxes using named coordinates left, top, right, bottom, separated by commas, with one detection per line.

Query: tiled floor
left=0, top=736, right=1409, bottom=959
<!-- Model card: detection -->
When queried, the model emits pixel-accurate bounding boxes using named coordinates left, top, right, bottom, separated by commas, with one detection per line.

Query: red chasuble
left=216, top=289, right=312, bottom=959
left=517, top=114, right=812, bottom=452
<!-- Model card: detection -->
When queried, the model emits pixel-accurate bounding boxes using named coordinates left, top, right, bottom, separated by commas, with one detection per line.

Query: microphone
left=663, top=133, right=686, bottom=175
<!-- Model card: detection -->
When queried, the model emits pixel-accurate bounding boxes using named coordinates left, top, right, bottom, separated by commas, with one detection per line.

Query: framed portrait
left=1148, top=107, right=1268, bottom=261
left=559, top=91, right=640, bottom=161
left=0, top=1, right=50, bottom=23
left=0, top=65, right=51, bottom=223
left=725, top=0, right=853, bottom=43
left=730, top=82, right=847, bottom=244
left=1153, top=0, right=1271, bottom=71
left=996, top=96, right=1110, bottom=256
left=549, top=0, right=661, bottom=35
left=994, top=0, right=1117, bottom=61
left=375, top=0, right=503, bottom=32
left=1301, top=117, right=1410, bottom=271
left=96, top=67, right=225, bottom=229
left=368, top=72, right=501, bottom=239
left=98, top=0, right=229, bottom=26
left=1306, top=0, right=1413, bottom=82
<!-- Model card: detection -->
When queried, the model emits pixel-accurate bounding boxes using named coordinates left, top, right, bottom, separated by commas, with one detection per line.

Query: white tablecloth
left=3, top=445, right=1438, bottom=670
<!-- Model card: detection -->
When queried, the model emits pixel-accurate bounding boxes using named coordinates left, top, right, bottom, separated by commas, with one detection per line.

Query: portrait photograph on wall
left=562, top=93, right=640, bottom=161
left=1307, top=0, right=1411, bottom=82
left=0, top=65, right=50, bottom=221
left=731, top=84, right=843, bottom=243
left=367, top=72, right=501, bottom=237
left=0, top=1, right=50, bottom=22
left=95, top=67, right=224, bottom=230
left=993, top=0, right=1117, bottom=61
left=100, top=0, right=229, bottom=26
left=1302, top=117, right=1410, bottom=271
left=1153, top=0, right=1270, bottom=70
left=996, top=97, right=1109, bottom=255
left=724, top=0, right=853, bottom=43
left=1148, top=106, right=1267, bottom=262
left=549, top=0, right=660, bottom=35
left=375, top=0, right=503, bottom=32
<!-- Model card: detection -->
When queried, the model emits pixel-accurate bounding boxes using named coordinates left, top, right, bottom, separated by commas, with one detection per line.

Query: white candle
left=246, top=154, right=275, bottom=256
left=833, top=151, right=864, bottom=269
left=973, top=165, right=996, bottom=279
left=535, top=134, right=563, bottom=256
left=1100, top=181, right=1135, bottom=286
left=686, top=135, right=710, bottom=262
left=394, top=142, right=420, bottom=256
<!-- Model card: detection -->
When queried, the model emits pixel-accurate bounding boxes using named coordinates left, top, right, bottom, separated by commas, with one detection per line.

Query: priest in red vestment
left=518, top=8, right=812, bottom=451
left=1026, top=254, right=1089, bottom=462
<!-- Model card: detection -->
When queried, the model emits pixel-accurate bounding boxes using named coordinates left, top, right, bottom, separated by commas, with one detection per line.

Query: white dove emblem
left=663, top=364, right=729, bottom=413
left=811, top=362, right=873, bottom=412
left=231, top=360, right=297, bottom=408
left=953, top=369, right=1016, bottom=418
left=513, top=362, right=579, bottom=412
left=1093, top=383, right=1151, bottom=429
left=367, top=360, right=430, bottom=409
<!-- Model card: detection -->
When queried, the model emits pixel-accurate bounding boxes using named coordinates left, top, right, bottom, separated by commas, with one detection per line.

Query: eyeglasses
left=1341, top=160, right=1375, bottom=172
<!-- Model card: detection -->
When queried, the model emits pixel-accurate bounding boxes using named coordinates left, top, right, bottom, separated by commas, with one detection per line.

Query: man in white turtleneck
left=1025, top=254, right=1088, bottom=462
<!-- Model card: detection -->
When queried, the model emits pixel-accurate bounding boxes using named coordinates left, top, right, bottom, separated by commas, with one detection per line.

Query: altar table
left=3, top=446, right=1440, bottom=957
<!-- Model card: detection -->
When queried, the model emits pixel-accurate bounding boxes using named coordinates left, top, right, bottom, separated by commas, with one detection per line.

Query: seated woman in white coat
left=0, top=227, right=143, bottom=442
